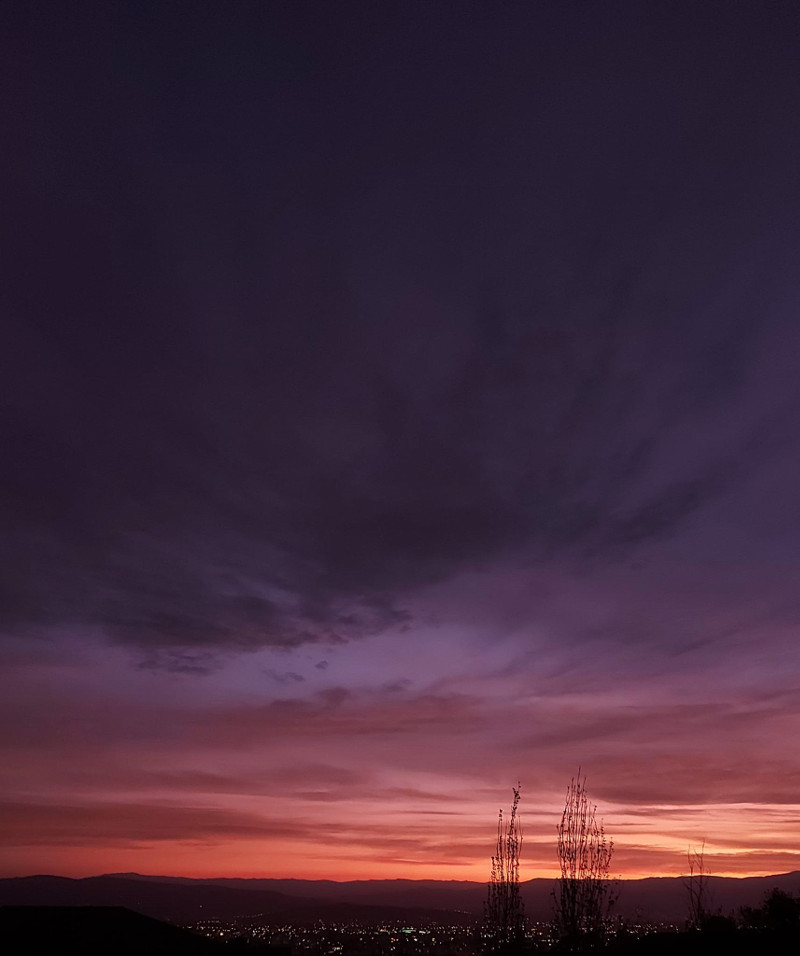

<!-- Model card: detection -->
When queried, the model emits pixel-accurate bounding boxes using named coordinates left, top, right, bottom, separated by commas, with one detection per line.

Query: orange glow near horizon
left=3, top=796, right=800, bottom=882
left=3, top=625, right=800, bottom=885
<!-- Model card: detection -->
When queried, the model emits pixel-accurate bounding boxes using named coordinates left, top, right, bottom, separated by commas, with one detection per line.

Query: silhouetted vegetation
left=682, top=843, right=709, bottom=929
left=484, top=785, right=525, bottom=949
left=553, top=771, right=616, bottom=948
left=740, top=886, right=800, bottom=933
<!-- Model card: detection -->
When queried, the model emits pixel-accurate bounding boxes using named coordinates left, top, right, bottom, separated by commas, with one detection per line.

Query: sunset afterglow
left=3, top=2, right=800, bottom=888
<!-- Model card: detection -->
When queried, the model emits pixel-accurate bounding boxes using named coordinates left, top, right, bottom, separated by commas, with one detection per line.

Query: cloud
left=264, top=669, right=305, bottom=685
left=0, top=798, right=488, bottom=863
left=3, top=297, right=791, bottom=663
left=4, top=31, right=800, bottom=667
left=0, top=801, right=284, bottom=848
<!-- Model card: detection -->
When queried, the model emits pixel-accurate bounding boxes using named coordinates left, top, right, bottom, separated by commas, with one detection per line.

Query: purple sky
left=2, top=1, right=800, bottom=880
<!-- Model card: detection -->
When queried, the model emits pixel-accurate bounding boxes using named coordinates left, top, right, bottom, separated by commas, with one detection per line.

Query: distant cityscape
left=187, top=917, right=680, bottom=953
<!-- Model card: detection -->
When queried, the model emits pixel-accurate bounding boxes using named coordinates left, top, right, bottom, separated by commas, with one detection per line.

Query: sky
left=2, top=1, right=800, bottom=882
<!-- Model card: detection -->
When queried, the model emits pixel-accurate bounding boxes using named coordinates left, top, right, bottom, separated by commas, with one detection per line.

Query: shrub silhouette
left=740, top=887, right=800, bottom=933
left=553, top=770, right=615, bottom=945
left=682, top=842, right=710, bottom=929
left=484, top=785, right=525, bottom=948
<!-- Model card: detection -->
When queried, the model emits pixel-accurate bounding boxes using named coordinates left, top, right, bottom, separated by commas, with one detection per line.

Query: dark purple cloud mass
left=2, top=2, right=800, bottom=879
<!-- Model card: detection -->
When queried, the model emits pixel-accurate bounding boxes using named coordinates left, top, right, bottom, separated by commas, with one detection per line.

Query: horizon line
left=6, top=868, right=800, bottom=884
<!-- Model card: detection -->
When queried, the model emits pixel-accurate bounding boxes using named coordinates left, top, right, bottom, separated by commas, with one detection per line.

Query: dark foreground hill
left=2, top=905, right=799, bottom=956
left=0, top=906, right=240, bottom=956
left=0, top=874, right=473, bottom=926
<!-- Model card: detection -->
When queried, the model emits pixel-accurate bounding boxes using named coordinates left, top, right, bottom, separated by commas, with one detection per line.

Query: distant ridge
left=0, top=874, right=474, bottom=926
left=2, top=871, right=799, bottom=924
left=101, top=870, right=800, bottom=922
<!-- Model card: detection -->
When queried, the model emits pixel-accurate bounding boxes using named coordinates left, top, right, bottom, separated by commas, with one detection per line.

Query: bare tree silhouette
left=683, top=841, right=710, bottom=928
left=484, top=785, right=525, bottom=948
left=554, top=770, right=615, bottom=944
